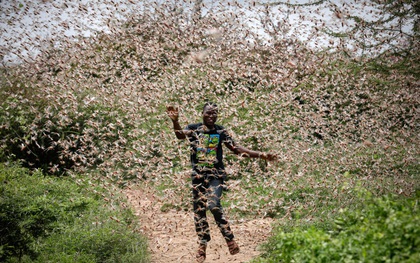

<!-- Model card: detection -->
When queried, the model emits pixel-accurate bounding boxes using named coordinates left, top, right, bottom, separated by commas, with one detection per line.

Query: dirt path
left=125, top=185, right=274, bottom=263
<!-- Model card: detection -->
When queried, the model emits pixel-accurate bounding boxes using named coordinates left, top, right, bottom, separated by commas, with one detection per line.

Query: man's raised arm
left=166, top=106, right=188, bottom=140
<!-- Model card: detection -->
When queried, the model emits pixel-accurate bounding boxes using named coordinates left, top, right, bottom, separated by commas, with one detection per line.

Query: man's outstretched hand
left=166, top=106, right=179, bottom=122
left=261, top=153, right=277, bottom=162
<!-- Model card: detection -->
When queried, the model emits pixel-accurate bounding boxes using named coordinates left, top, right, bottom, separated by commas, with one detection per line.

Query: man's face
left=202, top=105, right=218, bottom=127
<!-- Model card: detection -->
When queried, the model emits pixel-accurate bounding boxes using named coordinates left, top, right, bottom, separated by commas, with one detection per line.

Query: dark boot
left=196, top=243, right=207, bottom=262
left=227, top=239, right=240, bottom=255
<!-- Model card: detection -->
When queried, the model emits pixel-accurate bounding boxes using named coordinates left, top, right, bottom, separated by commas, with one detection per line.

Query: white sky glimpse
left=0, top=0, right=415, bottom=64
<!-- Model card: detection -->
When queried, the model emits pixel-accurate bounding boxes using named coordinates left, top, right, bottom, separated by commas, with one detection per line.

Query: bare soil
left=125, top=185, right=274, bottom=263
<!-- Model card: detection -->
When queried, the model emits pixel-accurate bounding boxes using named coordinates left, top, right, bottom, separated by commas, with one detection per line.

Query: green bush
left=0, top=91, right=132, bottom=175
left=0, top=163, right=149, bottom=263
left=254, top=190, right=420, bottom=262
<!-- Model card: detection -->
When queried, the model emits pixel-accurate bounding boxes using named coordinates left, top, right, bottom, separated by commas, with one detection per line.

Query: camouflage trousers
left=191, top=174, right=234, bottom=244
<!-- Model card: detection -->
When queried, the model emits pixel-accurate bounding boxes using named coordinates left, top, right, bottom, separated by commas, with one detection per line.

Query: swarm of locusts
left=1, top=0, right=418, bottom=220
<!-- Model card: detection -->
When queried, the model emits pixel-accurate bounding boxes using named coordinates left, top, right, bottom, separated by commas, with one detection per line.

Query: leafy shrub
left=0, top=85, right=132, bottom=175
left=254, top=190, right=420, bottom=262
left=0, top=163, right=149, bottom=263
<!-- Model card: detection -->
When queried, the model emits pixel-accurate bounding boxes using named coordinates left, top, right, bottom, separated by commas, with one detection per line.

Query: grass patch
left=0, top=163, right=149, bottom=263
left=253, top=190, right=420, bottom=262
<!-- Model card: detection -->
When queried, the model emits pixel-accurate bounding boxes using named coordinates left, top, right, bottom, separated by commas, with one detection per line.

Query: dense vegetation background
left=1, top=0, right=419, bottom=262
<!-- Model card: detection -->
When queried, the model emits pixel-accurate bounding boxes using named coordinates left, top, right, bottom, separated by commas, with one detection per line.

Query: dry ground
left=125, top=185, right=274, bottom=263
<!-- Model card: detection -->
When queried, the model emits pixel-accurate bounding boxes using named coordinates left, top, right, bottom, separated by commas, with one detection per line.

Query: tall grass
left=0, top=163, right=149, bottom=262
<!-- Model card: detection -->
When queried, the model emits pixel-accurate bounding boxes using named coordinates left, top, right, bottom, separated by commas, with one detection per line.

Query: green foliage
left=253, top=191, right=420, bottom=263
left=0, top=163, right=149, bottom=263
left=0, top=84, right=133, bottom=175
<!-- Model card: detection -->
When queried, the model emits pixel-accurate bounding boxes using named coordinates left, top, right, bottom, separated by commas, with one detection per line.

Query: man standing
left=166, top=102, right=276, bottom=262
